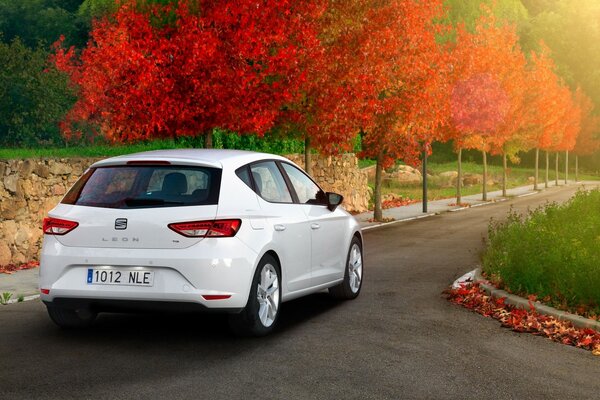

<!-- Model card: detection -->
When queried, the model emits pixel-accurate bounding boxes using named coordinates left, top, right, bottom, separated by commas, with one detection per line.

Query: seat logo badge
left=115, top=218, right=128, bottom=230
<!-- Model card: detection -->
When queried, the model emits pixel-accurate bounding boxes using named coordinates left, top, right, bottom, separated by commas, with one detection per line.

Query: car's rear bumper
left=44, top=298, right=243, bottom=314
left=39, top=235, right=258, bottom=310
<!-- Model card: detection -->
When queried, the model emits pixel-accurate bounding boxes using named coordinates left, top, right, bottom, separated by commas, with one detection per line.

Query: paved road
left=2, top=184, right=600, bottom=399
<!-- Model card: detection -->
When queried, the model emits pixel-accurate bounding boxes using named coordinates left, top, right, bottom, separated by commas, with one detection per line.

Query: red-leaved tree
left=53, top=0, right=323, bottom=146
left=350, top=0, right=450, bottom=221
left=273, top=0, right=371, bottom=174
left=450, top=10, right=527, bottom=201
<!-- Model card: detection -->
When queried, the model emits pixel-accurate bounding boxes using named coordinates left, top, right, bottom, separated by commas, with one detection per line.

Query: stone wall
left=0, top=154, right=368, bottom=266
left=0, top=158, right=102, bottom=266
left=285, top=153, right=369, bottom=212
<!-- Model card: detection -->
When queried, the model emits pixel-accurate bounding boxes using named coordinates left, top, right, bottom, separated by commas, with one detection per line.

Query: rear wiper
left=124, top=198, right=184, bottom=206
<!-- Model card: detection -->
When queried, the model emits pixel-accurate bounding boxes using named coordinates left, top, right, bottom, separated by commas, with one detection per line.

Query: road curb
left=472, top=268, right=600, bottom=332
left=361, top=212, right=437, bottom=231
left=361, top=195, right=512, bottom=231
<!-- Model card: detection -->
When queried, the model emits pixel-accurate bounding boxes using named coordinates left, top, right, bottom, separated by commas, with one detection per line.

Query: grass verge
left=372, top=161, right=598, bottom=202
left=482, top=188, right=600, bottom=316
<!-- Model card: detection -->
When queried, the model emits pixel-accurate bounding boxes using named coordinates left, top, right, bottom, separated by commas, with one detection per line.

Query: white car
left=40, top=149, right=363, bottom=335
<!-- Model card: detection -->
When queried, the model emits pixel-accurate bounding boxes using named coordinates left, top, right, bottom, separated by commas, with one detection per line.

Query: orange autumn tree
left=551, top=88, right=581, bottom=184
left=572, top=88, right=600, bottom=181
left=525, top=44, right=569, bottom=189
left=527, top=43, right=578, bottom=188
left=353, top=0, right=450, bottom=221
left=450, top=10, right=527, bottom=201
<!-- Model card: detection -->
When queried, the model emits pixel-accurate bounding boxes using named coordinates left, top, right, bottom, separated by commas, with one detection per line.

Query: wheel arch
left=353, top=230, right=363, bottom=248
left=261, top=250, right=282, bottom=278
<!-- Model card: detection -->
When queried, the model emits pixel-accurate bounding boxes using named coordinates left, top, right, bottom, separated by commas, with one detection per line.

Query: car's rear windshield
left=62, top=165, right=222, bottom=209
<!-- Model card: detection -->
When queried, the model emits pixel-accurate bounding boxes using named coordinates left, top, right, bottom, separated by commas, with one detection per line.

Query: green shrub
left=483, top=189, right=600, bottom=311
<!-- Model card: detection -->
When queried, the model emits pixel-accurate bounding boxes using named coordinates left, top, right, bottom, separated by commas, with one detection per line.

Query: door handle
left=311, top=223, right=320, bottom=230
left=274, top=224, right=286, bottom=232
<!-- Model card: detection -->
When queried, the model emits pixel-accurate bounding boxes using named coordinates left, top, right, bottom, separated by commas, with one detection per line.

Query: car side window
left=281, top=163, right=326, bottom=205
left=249, top=161, right=293, bottom=203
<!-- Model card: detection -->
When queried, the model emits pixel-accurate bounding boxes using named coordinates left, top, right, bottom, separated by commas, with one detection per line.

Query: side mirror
left=326, top=192, right=344, bottom=211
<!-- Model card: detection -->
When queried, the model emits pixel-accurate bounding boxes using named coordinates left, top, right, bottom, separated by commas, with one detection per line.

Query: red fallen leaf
left=527, top=294, right=538, bottom=302
left=579, top=336, right=594, bottom=347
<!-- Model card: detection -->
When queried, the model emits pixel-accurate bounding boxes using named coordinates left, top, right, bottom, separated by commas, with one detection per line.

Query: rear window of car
left=62, top=165, right=222, bottom=209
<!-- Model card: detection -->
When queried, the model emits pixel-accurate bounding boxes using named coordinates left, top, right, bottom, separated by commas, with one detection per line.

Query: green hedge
left=483, top=189, right=600, bottom=311
left=0, top=130, right=305, bottom=159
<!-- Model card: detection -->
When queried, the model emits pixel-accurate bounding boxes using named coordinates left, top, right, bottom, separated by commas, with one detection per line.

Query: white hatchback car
left=40, top=149, right=363, bottom=335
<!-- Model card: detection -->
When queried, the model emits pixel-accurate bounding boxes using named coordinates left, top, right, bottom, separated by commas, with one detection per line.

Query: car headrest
left=162, top=172, right=187, bottom=195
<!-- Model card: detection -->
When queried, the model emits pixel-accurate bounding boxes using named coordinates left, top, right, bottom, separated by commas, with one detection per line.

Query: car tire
left=46, top=305, right=96, bottom=329
left=329, top=236, right=363, bottom=300
left=229, top=254, right=281, bottom=337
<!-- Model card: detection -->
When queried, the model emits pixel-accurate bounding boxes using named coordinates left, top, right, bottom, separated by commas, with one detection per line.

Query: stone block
left=34, top=163, right=50, bottom=178
left=52, top=184, right=66, bottom=196
left=14, top=225, right=31, bottom=249
left=3, top=175, right=18, bottom=193
left=21, top=179, right=34, bottom=199
left=49, top=162, right=72, bottom=175
left=19, top=159, right=35, bottom=177
left=0, top=242, right=11, bottom=265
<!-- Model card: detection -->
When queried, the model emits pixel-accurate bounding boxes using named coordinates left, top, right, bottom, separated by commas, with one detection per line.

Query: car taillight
left=43, top=217, right=79, bottom=235
left=168, top=219, right=241, bottom=238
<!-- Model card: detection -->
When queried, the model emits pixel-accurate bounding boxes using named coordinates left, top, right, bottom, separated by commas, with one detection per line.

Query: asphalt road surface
left=2, top=183, right=600, bottom=399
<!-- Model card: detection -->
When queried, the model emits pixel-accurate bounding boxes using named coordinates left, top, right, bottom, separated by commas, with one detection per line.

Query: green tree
left=523, top=0, right=600, bottom=109
left=0, top=39, right=75, bottom=147
left=443, top=0, right=529, bottom=31
left=0, top=0, right=86, bottom=48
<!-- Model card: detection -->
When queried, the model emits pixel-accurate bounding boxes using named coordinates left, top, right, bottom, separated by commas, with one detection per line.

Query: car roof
left=90, top=149, right=291, bottom=169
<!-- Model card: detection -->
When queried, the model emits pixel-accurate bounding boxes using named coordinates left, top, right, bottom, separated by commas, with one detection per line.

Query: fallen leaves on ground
left=448, top=202, right=470, bottom=207
left=382, top=196, right=419, bottom=209
left=367, top=217, right=396, bottom=223
left=0, top=261, right=39, bottom=274
left=446, top=283, right=600, bottom=355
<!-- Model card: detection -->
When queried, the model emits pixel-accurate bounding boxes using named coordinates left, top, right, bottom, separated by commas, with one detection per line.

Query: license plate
left=87, top=268, right=154, bottom=287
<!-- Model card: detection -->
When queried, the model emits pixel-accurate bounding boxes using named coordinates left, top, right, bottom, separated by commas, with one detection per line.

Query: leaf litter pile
left=446, top=283, right=600, bottom=356
left=0, top=261, right=39, bottom=274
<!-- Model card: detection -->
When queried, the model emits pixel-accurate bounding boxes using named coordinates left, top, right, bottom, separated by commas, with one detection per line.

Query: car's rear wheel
left=329, top=236, right=363, bottom=299
left=46, top=305, right=97, bottom=329
left=229, top=254, right=281, bottom=337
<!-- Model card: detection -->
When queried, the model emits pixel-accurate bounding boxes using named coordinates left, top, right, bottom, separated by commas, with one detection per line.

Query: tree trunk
left=564, top=150, right=568, bottom=185
left=456, top=147, right=462, bottom=204
left=545, top=151, right=549, bottom=188
left=304, top=136, right=312, bottom=176
left=204, top=131, right=213, bottom=149
left=422, top=145, right=428, bottom=213
left=576, top=155, right=579, bottom=182
left=555, top=152, right=559, bottom=186
left=502, top=152, right=507, bottom=197
left=534, top=148, right=539, bottom=190
left=374, top=151, right=384, bottom=222
left=482, top=150, right=487, bottom=201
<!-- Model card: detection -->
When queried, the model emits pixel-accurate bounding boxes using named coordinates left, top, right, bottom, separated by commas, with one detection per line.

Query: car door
left=248, top=161, right=312, bottom=293
left=279, top=162, right=347, bottom=287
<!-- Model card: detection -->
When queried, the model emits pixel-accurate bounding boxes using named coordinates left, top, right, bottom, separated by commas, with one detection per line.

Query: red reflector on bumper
left=202, top=295, right=231, bottom=301
left=40, top=289, right=50, bottom=295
